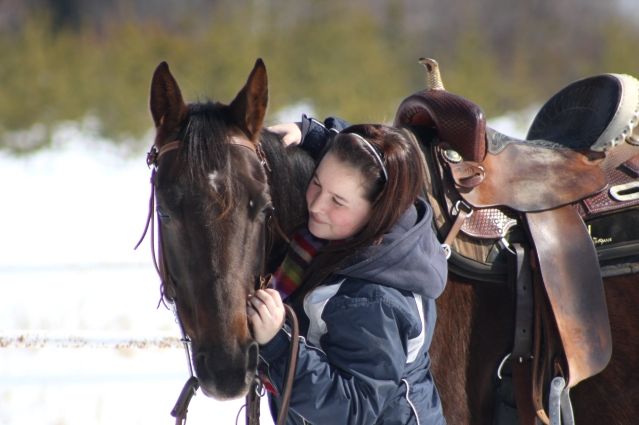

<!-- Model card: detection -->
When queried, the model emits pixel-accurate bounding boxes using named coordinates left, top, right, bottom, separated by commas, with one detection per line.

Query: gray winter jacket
left=259, top=197, right=448, bottom=425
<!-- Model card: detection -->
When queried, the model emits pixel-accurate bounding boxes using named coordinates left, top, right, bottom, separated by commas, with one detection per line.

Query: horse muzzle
left=194, top=341, right=259, bottom=400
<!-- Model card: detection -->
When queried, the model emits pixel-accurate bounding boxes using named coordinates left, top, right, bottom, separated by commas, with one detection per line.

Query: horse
left=141, top=59, right=313, bottom=412
left=141, top=58, right=639, bottom=425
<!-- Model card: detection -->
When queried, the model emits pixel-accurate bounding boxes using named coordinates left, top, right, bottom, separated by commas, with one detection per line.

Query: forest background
left=1, top=0, right=638, bottom=154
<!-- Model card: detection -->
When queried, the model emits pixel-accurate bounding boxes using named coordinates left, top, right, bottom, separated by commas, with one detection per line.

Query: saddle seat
left=527, top=73, right=639, bottom=152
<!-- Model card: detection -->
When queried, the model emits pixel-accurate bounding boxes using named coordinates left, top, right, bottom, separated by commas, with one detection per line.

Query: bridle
left=135, top=134, right=299, bottom=425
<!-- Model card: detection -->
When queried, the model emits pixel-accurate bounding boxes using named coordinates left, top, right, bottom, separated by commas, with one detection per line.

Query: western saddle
left=395, top=58, right=639, bottom=425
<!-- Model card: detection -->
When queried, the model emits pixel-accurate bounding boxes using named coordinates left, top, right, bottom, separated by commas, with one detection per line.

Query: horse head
left=148, top=59, right=273, bottom=399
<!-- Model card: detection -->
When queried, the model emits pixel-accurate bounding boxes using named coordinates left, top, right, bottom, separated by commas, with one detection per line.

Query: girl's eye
left=332, top=197, right=344, bottom=207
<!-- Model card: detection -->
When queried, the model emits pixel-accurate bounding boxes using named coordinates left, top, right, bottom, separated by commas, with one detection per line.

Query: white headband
left=346, top=132, right=388, bottom=182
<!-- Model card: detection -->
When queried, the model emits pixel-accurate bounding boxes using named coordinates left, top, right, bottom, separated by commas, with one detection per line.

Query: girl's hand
left=267, top=122, right=302, bottom=146
left=247, top=289, right=286, bottom=345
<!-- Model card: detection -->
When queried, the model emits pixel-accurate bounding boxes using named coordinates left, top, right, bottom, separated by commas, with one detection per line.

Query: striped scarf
left=272, top=228, right=326, bottom=300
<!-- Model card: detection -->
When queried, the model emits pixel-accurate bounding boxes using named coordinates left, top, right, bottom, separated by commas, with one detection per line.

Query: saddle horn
left=395, top=58, right=487, bottom=162
left=419, top=58, right=445, bottom=91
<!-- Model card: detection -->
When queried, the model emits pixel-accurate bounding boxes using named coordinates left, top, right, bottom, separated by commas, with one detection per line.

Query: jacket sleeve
left=258, top=296, right=413, bottom=425
left=299, top=114, right=350, bottom=160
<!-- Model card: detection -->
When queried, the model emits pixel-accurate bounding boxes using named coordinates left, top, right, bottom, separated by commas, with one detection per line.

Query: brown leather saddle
left=395, top=60, right=639, bottom=424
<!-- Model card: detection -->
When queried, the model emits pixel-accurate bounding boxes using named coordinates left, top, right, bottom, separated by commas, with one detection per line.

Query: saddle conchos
left=394, top=58, right=639, bottom=425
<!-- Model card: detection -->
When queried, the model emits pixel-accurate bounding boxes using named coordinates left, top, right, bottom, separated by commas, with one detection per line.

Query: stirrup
left=548, top=377, right=575, bottom=425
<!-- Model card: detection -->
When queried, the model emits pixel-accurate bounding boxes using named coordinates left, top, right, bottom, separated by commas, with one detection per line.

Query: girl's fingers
left=252, top=289, right=280, bottom=314
left=249, top=293, right=270, bottom=315
left=246, top=290, right=286, bottom=344
left=266, top=123, right=301, bottom=146
left=254, top=289, right=276, bottom=306
left=247, top=298, right=267, bottom=324
left=264, top=288, right=283, bottom=306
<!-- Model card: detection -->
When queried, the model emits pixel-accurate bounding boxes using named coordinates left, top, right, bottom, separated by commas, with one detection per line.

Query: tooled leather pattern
left=395, top=90, right=487, bottom=162
left=461, top=208, right=518, bottom=239
left=580, top=162, right=639, bottom=215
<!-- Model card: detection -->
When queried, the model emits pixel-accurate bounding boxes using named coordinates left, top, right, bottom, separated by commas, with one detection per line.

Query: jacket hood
left=337, top=198, right=448, bottom=299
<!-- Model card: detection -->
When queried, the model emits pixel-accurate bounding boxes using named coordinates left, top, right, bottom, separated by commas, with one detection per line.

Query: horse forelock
left=181, top=102, right=231, bottom=180
left=163, top=101, right=245, bottom=218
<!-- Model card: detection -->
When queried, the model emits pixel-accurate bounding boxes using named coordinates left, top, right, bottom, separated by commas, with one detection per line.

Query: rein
left=136, top=136, right=298, bottom=425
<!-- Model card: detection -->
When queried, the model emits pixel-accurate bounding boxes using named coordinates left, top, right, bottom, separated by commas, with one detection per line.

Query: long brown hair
left=290, top=124, right=428, bottom=305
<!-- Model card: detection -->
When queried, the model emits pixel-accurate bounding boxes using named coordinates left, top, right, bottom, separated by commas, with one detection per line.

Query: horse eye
left=263, top=203, right=274, bottom=215
left=156, top=206, right=171, bottom=222
left=248, top=198, right=272, bottom=219
left=248, top=198, right=269, bottom=211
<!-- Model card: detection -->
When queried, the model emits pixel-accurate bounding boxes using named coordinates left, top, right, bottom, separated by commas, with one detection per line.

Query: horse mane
left=257, top=130, right=315, bottom=271
left=260, top=130, right=315, bottom=230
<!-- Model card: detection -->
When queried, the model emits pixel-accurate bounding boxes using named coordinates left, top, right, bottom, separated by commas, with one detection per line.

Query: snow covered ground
left=0, top=113, right=529, bottom=425
left=0, top=123, right=273, bottom=425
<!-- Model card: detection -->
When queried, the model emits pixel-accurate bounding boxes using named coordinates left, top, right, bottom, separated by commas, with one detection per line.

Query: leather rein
left=135, top=136, right=299, bottom=425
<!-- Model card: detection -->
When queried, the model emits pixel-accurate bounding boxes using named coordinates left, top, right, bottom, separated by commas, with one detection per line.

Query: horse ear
left=229, top=58, right=268, bottom=141
left=150, top=61, right=188, bottom=139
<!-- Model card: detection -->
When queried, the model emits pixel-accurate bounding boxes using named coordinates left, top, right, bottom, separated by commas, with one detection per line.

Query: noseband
left=136, top=135, right=298, bottom=425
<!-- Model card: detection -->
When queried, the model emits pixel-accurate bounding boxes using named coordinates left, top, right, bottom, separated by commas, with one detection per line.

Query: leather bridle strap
left=246, top=278, right=300, bottom=425
left=137, top=139, right=298, bottom=425
left=440, top=200, right=473, bottom=259
left=171, top=376, right=199, bottom=425
left=231, top=134, right=272, bottom=174
left=278, top=304, right=300, bottom=425
left=136, top=141, right=198, bottom=425
left=134, top=140, right=182, bottom=258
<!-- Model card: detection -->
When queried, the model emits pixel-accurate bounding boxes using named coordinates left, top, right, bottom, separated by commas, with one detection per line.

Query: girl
left=248, top=120, right=448, bottom=424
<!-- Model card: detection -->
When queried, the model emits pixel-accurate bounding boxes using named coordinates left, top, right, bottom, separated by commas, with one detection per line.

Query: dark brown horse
left=143, top=59, right=639, bottom=424
left=145, top=59, right=313, bottom=401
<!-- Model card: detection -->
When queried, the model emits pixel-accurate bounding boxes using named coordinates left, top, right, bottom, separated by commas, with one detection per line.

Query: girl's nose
left=308, top=192, right=325, bottom=214
left=308, top=196, right=320, bottom=213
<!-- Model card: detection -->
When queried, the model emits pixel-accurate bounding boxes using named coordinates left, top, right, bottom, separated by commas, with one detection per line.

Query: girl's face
left=306, top=152, right=373, bottom=240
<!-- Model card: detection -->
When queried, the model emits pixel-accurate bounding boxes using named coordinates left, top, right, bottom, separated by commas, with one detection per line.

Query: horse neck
left=261, top=132, right=314, bottom=238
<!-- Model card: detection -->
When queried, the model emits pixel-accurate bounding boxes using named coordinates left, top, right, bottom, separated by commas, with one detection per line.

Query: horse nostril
left=194, top=351, right=208, bottom=371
